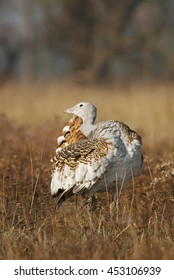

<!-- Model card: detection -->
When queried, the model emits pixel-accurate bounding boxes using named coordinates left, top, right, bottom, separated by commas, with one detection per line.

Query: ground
left=0, top=82, right=173, bottom=259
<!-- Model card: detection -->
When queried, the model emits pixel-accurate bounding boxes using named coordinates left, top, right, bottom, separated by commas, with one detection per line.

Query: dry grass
left=0, top=82, right=174, bottom=260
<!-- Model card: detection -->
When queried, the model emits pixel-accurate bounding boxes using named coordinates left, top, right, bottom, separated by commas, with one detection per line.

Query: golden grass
left=0, top=82, right=174, bottom=259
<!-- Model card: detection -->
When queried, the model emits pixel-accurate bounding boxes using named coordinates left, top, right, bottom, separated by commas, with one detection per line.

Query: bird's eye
left=79, top=104, right=84, bottom=107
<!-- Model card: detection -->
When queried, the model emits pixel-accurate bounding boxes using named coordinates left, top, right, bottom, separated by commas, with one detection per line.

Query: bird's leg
left=85, top=194, right=98, bottom=212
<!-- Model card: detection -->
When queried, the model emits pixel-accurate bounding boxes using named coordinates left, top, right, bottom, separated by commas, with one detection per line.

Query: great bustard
left=51, top=102, right=143, bottom=208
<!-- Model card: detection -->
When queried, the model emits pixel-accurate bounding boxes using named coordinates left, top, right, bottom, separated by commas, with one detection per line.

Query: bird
left=51, top=102, right=143, bottom=208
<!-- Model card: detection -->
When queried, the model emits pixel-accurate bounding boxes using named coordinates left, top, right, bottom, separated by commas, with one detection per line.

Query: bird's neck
left=81, top=123, right=96, bottom=136
left=82, top=115, right=94, bottom=124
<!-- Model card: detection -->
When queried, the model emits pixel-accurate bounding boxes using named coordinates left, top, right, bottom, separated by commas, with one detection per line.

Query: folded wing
left=51, top=138, right=114, bottom=205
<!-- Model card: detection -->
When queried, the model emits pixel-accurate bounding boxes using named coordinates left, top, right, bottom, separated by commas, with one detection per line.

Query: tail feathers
left=52, top=188, right=64, bottom=198
left=56, top=115, right=84, bottom=152
left=55, top=188, right=74, bottom=209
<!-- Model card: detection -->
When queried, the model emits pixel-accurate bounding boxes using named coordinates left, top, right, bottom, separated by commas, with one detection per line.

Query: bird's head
left=64, top=102, right=97, bottom=124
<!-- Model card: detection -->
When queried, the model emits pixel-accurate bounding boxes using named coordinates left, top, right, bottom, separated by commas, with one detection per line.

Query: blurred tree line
left=0, top=0, right=174, bottom=83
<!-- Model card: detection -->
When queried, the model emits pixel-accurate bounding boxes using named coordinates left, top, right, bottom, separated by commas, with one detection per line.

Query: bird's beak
left=64, top=106, right=75, bottom=114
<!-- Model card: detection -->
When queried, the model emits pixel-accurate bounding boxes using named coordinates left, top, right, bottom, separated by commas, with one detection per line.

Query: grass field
left=0, top=82, right=174, bottom=259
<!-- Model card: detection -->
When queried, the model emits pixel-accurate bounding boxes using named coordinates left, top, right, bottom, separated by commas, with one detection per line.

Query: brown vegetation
left=0, top=83, right=174, bottom=259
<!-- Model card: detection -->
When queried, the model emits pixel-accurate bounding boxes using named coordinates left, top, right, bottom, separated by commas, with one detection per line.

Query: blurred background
left=0, top=0, right=174, bottom=84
